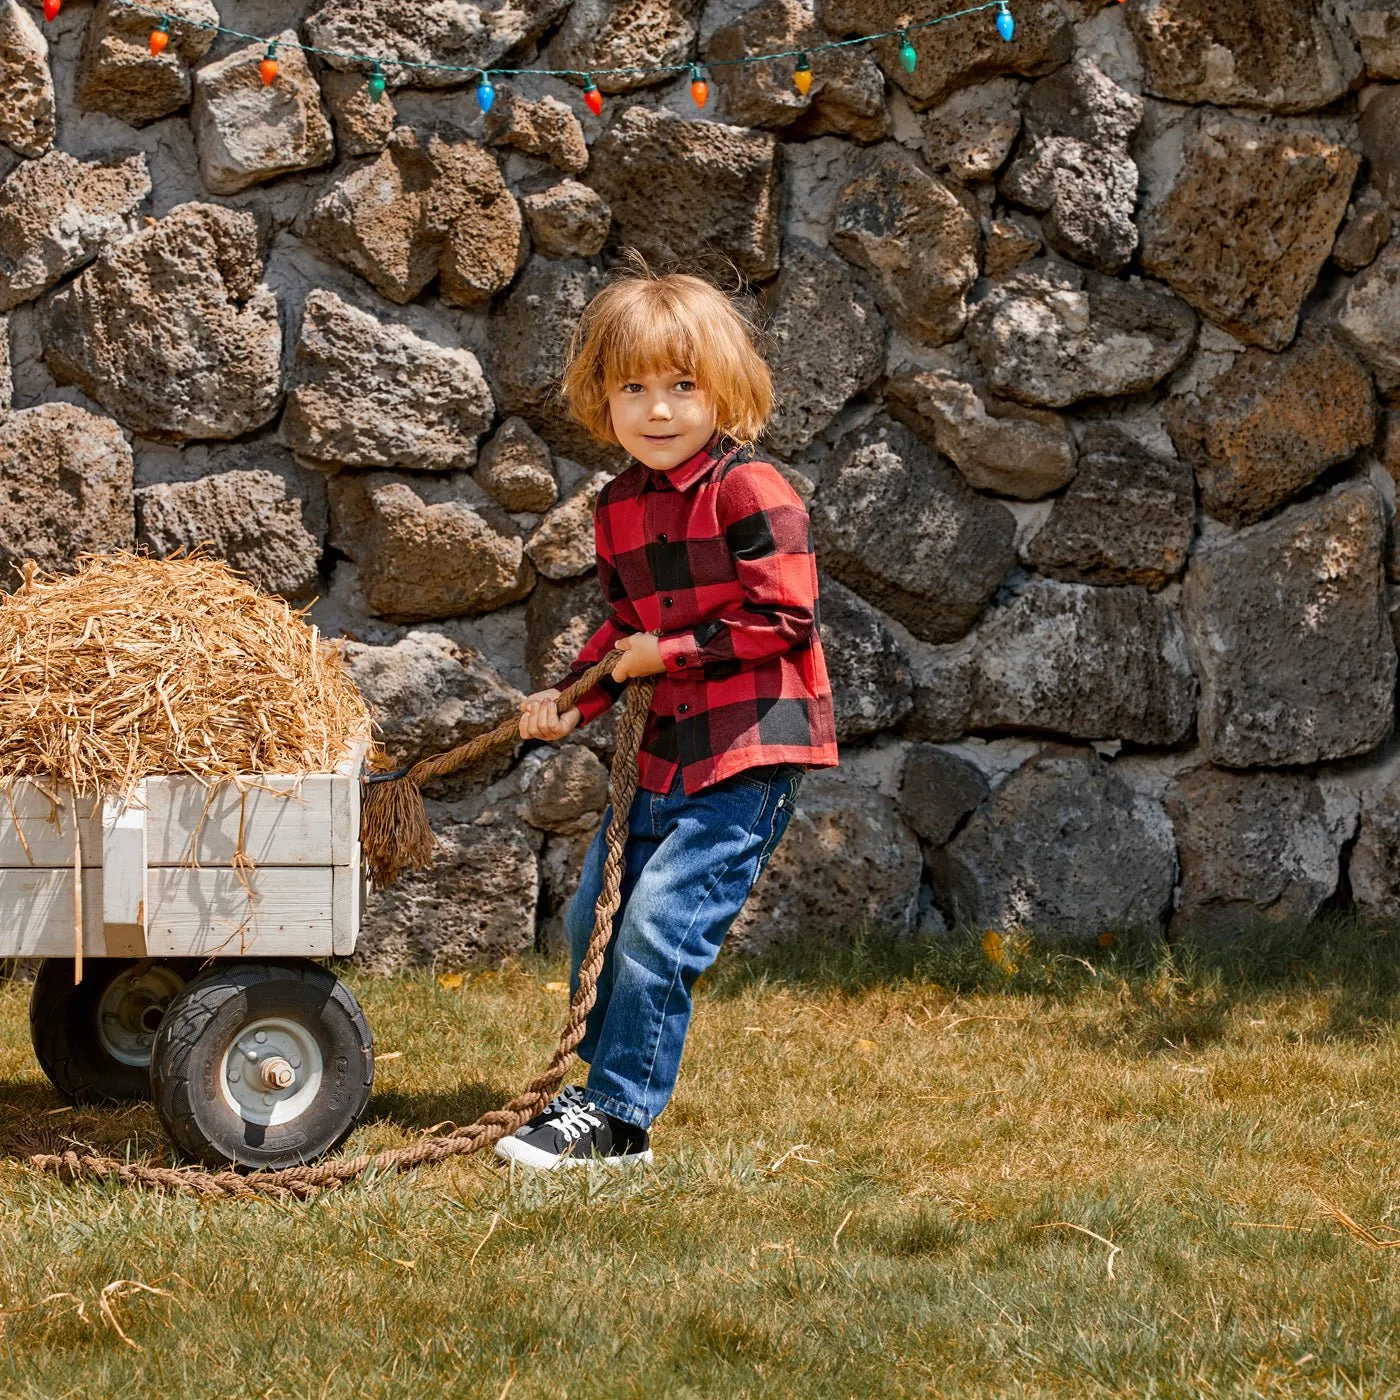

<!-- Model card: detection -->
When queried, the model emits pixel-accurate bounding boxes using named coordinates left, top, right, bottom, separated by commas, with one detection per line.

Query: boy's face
left=607, top=368, right=717, bottom=471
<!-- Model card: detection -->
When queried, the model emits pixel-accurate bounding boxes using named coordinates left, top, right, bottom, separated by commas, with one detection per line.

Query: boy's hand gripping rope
left=32, top=652, right=657, bottom=1200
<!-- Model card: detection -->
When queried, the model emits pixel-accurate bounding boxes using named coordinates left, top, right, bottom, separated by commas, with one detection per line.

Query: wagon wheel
left=30, top=957, right=199, bottom=1104
left=150, top=959, right=374, bottom=1171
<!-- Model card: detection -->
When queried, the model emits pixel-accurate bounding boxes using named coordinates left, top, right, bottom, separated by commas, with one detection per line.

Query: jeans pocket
left=754, top=774, right=801, bottom=880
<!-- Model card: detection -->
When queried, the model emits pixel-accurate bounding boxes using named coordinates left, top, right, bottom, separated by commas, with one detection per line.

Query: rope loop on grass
left=33, top=659, right=658, bottom=1200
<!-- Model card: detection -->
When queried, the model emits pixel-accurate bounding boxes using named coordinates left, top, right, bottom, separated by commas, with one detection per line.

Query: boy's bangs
left=600, top=298, right=701, bottom=387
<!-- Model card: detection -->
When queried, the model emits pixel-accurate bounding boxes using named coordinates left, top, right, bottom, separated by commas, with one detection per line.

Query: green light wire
left=126, top=0, right=1008, bottom=82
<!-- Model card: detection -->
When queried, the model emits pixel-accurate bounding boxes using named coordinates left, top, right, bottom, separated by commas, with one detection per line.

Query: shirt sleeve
left=549, top=504, right=641, bottom=727
left=655, top=460, right=817, bottom=680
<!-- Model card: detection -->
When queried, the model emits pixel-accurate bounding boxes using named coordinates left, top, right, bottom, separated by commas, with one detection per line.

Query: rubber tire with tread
left=150, top=959, right=374, bottom=1170
left=30, top=957, right=197, bottom=1104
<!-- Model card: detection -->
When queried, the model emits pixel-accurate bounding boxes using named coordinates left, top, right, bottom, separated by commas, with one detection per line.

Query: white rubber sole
left=494, top=1135, right=654, bottom=1171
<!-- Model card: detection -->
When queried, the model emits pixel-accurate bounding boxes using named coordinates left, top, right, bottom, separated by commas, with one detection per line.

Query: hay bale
left=0, top=552, right=371, bottom=799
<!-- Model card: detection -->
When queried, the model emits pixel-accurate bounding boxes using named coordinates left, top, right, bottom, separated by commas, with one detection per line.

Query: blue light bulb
left=477, top=73, right=495, bottom=112
left=996, top=3, right=1015, bottom=41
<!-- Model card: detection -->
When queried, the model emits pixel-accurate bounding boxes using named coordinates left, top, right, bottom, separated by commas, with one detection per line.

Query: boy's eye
left=621, top=383, right=644, bottom=393
left=674, top=380, right=696, bottom=392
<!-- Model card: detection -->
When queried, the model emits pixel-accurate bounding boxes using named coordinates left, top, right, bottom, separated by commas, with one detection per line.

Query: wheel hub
left=219, top=1017, right=324, bottom=1127
left=95, top=963, right=187, bottom=1068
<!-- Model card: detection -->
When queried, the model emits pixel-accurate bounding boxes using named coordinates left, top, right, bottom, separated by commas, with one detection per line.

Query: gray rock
left=0, top=151, right=149, bottom=311
left=820, top=0, right=1074, bottom=110
left=1165, top=333, right=1377, bottom=527
left=897, top=744, right=989, bottom=847
left=136, top=467, right=326, bottom=601
left=356, top=808, right=542, bottom=972
left=1337, top=243, right=1400, bottom=391
left=818, top=574, right=913, bottom=741
left=920, top=78, right=1022, bottom=182
left=1332, top=188, right=1392, bottom=272
left=489, top=258, right=615, bottom=466
left=330, top=472, right=534, bottom=623
left=729, top=772, right=923, bottom=951
left=931, top=748, right=1177, bottom=938
left=76, top=0, right=217, bottom=127
left=547, top=0, right=696, bottom=94
left=763, top=238, right=885, bottom=457
left=0, top=403, right=134, bottom=588
left=190, top=32, right=334, bottom=196
left=887, top=368, right=1076, bottom=501
left=320, top=69, right=395, bottom=158
left=38, top=203, right=282, bottom=443
left=811, top=417, right=1016, bottom=644
left=1166, top=766, right=1345, bottom=935
left=1138, top=111, right=1358, bottom=350
left=281, top=289, right=494, bottom=472
left=1128, top=0, right=1362, bottom=112
left=1026, top=425, right=1195, bottom=588
left=705, top=0, right=887, bottom=142
left=1350, top=0, right=1400, bottom=78
left=966, top=260, right=1196, bottom=408
left=1181, top=483, right=1395, bottom=767
left=521, top=180, right=611, bottom=259
left=961, top=581, right=1198, bottom=745
left=302, top=126, right=525, bottom=307
left=587, top=107, right=781, bottom=281
left=1360, top=84, right=1400, bottom=208
left=1001, top=60, right=1144, bottom=273
left=831, top=144, right=980, bottom=346
left=1350, top=777, right=1400, bottom=916
left=526, top=574, right=611, bottom=693
left=521, top=745, right=609, bottom=835
left=524, top=472, right=611, bottom=580
left=475, top=417, right=557, bottom=514
left=484, top=90, right=588, bottom=174
left=305, top=0, right=569, bottom=90
left=0, top=0, right=54, bottom=156
left=537, top=826, right=600, bottom=954
left=903, top=638, right=977, bottom=742
left=345, top=630, right=523, bottom=774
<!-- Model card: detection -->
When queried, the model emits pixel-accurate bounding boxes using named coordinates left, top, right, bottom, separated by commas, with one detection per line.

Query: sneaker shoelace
left=545, top=1084, right=586, bottom=1116
left=550, top=1102, right=606, bottom=1146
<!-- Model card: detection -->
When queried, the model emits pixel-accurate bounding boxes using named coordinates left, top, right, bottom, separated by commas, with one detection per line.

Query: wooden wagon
left=5, top=741, right=376, bottom=1169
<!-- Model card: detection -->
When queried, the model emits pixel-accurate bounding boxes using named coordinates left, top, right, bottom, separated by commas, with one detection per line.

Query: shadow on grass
left=362, top=1079, right=519, bottom=1133
left=704, top=913, right=1400, bottom=1041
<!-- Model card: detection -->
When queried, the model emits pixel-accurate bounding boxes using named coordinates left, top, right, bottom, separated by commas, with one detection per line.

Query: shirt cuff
left=571, top=684, right=615, bottom=727
left=657, top=629, right=702, bottom=677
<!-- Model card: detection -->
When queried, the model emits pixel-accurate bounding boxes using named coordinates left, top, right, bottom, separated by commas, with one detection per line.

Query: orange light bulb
left=149, top=27, right=169, bottom=56
left=260, top=56, right=279, bottom=85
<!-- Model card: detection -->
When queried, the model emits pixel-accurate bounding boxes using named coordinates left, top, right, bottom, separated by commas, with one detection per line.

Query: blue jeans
left=564, top=763, right=805, bottom=1129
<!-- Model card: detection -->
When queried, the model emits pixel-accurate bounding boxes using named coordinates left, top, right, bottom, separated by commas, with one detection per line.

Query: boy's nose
left=650, top=400, right=672, bottom=420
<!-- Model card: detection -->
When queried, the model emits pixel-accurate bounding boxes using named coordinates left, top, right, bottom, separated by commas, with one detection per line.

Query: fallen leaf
left=983, top=929, right=1018, bottom=975
left=544, top=981, right=567, bottom=993
left=1097, top=931, right=1118, bottom=948
left=437, top=972, right=465, bottom=991
left=854, top=1039, right=878, bottom=1054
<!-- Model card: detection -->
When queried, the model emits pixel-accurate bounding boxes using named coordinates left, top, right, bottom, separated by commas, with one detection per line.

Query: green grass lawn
left=4, top=922, right=1400, bottom=1397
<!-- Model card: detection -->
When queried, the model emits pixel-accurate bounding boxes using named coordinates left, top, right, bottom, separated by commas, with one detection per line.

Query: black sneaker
left=494, top=1100, right=653, bottom=1170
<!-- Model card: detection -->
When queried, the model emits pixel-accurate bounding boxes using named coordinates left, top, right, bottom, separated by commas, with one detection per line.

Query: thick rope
left=32, top=658, right=658, bottom=1200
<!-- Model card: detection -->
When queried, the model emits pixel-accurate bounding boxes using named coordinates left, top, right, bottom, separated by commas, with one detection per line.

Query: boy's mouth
left=643, top=433, right=678, bottom=442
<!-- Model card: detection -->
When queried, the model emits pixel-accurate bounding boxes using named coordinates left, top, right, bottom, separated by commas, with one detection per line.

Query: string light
left=41, top=0, right=59, bottom=20
left=101, top=1, right=1015, bottom=116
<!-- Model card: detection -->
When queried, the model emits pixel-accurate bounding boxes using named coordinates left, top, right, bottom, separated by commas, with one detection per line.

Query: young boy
left=495, top=266, right=839, bottom=1170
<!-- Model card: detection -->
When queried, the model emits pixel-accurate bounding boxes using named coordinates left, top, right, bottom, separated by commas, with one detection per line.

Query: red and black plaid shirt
left=552, top=433, right=839, bottom=795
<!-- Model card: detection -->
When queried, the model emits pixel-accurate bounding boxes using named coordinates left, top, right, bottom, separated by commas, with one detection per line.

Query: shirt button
left=677, top=703, right=689, bottom=714
left=676, top=656, right=686, bottom=666
left=658, top=532, right=668, bottom=543
left=662, top=596, right=674, bottom=607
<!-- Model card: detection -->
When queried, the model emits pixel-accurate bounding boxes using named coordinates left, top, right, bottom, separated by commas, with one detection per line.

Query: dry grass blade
left=1029, top=1221, right=1124, bottom=1280
left=1318, top=1198, right=1400, bottom=1250
left=0, top=552, right=370, bottom=799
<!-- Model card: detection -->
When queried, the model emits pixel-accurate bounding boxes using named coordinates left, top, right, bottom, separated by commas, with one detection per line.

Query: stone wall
left=4, top=0, right=1400, bottom=967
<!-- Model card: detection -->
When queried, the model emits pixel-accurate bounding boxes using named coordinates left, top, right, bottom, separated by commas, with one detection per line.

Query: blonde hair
left=560, top=259, right=774, bottom=446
